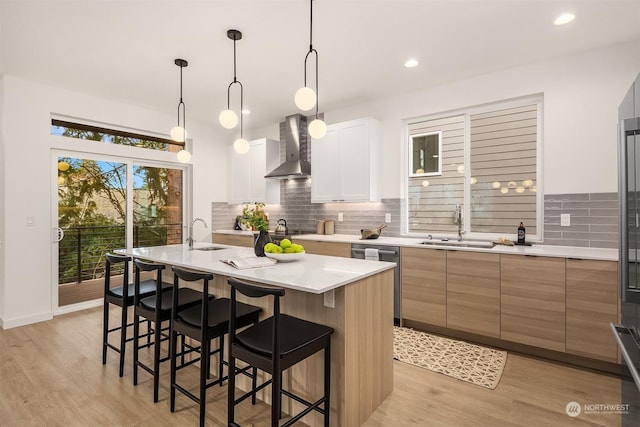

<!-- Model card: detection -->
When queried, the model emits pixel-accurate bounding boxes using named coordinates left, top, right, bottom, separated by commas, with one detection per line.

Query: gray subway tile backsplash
left=543, top=192, right=618, bottom=248
left=212, top=191, right=618, bottom=249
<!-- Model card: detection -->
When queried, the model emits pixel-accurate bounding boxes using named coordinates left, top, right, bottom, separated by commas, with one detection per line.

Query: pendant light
left=170, top=58, right=191, bottom=163
left=220, top=29, right=249, bottom=154
left=295, top=0, right=326, bottom=139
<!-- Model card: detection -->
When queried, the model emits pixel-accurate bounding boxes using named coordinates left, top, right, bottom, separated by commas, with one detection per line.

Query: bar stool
left=102, top=253, right=171, bottom=377
left=132, top=259, right=207, bottom=402
left=227, top=278, right=334, bottom=427
left=169, top=266, right=262, bottom=427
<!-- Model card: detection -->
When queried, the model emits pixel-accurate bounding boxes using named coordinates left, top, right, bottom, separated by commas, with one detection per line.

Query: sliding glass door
left=53, top=151, right=185, bottom=307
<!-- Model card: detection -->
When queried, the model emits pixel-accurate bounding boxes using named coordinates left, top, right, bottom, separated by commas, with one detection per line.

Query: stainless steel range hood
left=265, top=114, right=311, bottom=179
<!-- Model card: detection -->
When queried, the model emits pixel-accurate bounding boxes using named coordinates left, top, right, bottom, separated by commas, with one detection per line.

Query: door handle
left=53, top=227, right=65, bottom=243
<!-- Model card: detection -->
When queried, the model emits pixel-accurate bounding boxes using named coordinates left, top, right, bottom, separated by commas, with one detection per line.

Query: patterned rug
left=393, top=326, right=507, bottom=390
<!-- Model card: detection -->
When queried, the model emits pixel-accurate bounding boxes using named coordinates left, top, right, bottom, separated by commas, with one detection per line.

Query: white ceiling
left=2, top=0, right=640, bottom=131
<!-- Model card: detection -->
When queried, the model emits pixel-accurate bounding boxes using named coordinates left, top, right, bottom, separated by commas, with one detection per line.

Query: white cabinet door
left=311, top=117, right=380, bottom=203
left=311, top=125, right=341, bottom=202
left=228, top=138, right=280, bottom=204
left=249, top=141, right=266, bottom=201
left=228, top=146, right=251, bottom=204
left=339, top=119, right=370, bottom=201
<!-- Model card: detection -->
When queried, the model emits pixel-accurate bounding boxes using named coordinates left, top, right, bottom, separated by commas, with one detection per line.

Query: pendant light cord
left=303, top=0, right=319, bottom=118
left=226, top=31, right=244, bottom=138
left=178, top=62, right=186, bottom=142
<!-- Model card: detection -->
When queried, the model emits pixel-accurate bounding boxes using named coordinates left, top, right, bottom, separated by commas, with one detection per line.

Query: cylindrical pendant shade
left=295, top=87, right=316, bottom=111
left=177, top=149, right=192, bottom=163
left=234, top=138, right=249, bottom=154
left=308, top=118, right=327, bottom=139
left=219, top=109, right=239, bottom=129
left=170, top=126, right=187, bottom=142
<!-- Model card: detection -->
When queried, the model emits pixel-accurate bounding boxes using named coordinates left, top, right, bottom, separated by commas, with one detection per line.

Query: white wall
left=0, top=75, right=228, bottom=328
left=250, top=41, right=640, bottom=197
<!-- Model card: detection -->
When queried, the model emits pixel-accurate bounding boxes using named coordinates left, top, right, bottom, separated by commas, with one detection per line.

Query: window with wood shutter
left=408, top=114, right=465, bottom=234
left=406, top=96, right=542, bottom=240
left=469, top=104, right=538, bottom=235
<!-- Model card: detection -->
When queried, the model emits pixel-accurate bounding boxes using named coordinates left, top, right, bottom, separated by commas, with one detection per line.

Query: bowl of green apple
left=264, top=239, right=305, bottom=262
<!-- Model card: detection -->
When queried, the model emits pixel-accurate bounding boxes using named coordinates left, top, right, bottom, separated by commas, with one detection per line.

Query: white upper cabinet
left=311, top=117, right=381, bottom=203
left=228, top=138, right=280, bottom=204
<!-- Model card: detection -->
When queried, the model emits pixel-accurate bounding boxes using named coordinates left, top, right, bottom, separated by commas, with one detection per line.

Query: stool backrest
left=105, top=253, right=131, bottom=296
left=228, top=278, right=286, bottom=362
left=171, top=266, right=214, bottom=340
left=133, top=259, right=165, bottom=306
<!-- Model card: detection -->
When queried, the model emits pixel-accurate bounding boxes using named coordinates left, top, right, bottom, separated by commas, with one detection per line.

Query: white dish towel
left=364, top=248, right=380, bottom=261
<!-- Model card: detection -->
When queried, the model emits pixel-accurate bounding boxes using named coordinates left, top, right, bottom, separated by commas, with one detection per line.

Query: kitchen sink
left=194, top=246, right=229, bottom=251
left=419, top=240, right=495, bottom=249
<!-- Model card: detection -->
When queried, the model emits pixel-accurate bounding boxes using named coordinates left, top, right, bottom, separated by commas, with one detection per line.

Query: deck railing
left=58, top=224, right=182, bottom=285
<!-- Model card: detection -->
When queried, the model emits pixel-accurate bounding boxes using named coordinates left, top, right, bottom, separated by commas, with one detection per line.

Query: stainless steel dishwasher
left=351, top=243, right=400, bottom=325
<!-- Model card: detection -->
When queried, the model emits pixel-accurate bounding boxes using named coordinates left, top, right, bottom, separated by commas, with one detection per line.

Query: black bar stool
left=227, top=278, right=334, bottom=427
left=169, top=266, right=262, bottom=427
left=132, top=259, right=207, bottom=402
left=102, top=253, right=171, bottom=377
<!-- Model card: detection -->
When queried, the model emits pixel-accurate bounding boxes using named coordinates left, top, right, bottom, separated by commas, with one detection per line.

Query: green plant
left=239, top=202, right=269, bottom=231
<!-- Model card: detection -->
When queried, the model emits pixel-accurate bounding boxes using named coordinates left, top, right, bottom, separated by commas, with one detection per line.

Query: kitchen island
left=117, top=243, right=396, bottom=427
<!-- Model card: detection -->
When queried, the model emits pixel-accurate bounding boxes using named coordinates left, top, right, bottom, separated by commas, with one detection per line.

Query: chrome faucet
left=187, top=217, right=208, bottom=249
left=453, top=204, right=463, bottom=241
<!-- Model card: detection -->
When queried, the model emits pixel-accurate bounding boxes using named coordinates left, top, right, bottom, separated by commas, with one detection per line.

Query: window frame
left=408, top=131, right=442, bottom=177
left=403, top=95, right=544, bottom=242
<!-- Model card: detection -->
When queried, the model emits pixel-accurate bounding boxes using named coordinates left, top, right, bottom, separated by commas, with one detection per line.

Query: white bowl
left=265, top=251, right=306, bottom=262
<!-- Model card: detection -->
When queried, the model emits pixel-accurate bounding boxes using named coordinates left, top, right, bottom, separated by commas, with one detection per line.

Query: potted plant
left=239, top=203, right=271, bottom=256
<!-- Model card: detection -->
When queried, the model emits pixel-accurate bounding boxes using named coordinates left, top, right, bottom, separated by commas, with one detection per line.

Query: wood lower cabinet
left=212, top=232, right=254, bottom=247
left=566, top=259, right=619, bottom=363
left=401, top=247, right=447, bottom=327
left=299, top=240, right=351, bottom=258
left=501, top=254, right=566, bottom=352
left=446, top=251, right=500, bottom=337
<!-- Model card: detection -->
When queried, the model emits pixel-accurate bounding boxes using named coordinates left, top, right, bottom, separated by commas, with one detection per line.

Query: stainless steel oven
left=351, top=243, right=400, bottom=325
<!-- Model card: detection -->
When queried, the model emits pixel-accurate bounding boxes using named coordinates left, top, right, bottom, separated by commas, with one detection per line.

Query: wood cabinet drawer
left=500, top=254, right=566, bottom=352
left=447, top=251, right=500, bottom=337
left=299, top=240, right=351, bottom=258
left=565, top=259, right=618, bottom=362
left=401, top=247, right=447, bottom=327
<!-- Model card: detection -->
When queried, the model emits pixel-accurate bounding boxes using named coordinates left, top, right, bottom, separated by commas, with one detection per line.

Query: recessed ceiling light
left=554, top=13, right=575, bottom=25
left=241, top=109, right=250, bottom=115
left=404, top=59, right=419, bottom=68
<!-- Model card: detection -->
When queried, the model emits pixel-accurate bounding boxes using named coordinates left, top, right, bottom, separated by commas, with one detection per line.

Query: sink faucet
left=187, top=217, right=208, bottom=249
left=453, top=204, right=463, bottom=241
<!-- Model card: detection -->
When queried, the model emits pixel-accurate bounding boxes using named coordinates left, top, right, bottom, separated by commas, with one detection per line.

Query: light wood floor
left=0, top=306, right=622, bottom=426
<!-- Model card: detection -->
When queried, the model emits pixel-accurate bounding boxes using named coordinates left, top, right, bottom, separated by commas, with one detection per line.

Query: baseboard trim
left=54, top=298, right=102, bottom=316
left=0, top=311, right=53, bottom=330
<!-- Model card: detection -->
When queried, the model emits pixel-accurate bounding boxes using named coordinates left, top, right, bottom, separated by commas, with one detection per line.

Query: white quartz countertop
left=212, top=230, right=618, bottom=261
left=117, top=243, right=395, bottom=294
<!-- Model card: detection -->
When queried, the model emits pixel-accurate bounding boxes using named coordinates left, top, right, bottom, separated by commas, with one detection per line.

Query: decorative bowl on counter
left=265, top=251, right=306, bottom=262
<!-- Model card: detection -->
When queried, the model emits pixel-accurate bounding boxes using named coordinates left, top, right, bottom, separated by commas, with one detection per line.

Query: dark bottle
left=517, top=222, right=526, bottom=244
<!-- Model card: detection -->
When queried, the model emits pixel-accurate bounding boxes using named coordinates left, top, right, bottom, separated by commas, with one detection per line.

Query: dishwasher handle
left=351, top=248, right=398, bottom=257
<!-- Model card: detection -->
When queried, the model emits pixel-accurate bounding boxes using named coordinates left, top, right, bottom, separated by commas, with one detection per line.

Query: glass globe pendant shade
left=308, top=118, right=327, bottom=139
left=234, top=138, right=249, bottom=154
left=219, top=109, right=239, bottom=129
left=177, top=149, right=192, bottom=163
left=295, top=86, right=316, bottom=111
left=170, top=126, right=188, bottom=142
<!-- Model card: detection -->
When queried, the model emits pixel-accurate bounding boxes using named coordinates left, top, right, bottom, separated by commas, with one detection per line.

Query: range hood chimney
left=265, top=114, right=311, bottom=179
